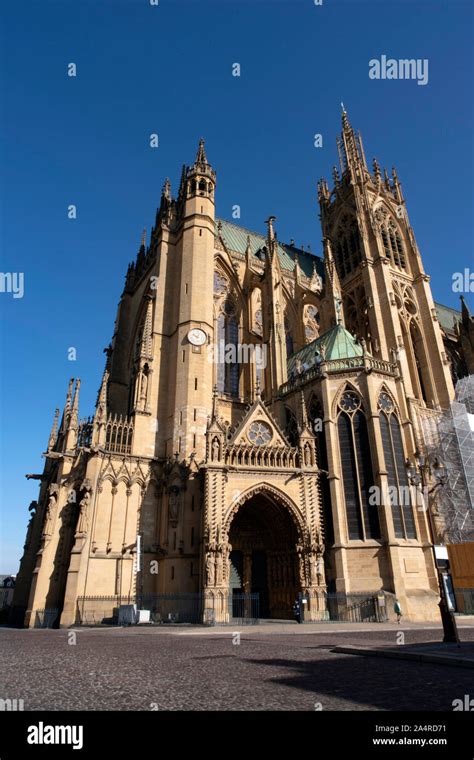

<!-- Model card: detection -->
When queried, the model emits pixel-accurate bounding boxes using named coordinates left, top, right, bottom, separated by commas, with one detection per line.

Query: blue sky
left=1, top=0, right=473, bottom=573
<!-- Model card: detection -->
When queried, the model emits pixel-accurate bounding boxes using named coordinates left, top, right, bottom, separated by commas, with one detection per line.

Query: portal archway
left=227, top=489, right=301, bottom=619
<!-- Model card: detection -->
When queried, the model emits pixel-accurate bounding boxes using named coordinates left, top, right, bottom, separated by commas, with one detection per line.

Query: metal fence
left=454, top=588, right=474, bottom=615
left=75, top=593, right=260, bottom=626
left=298, top=592, right=389, bottom=623
left=73, top=591, right=389, bottom=626
left=33, top=609, right=60, bottom=628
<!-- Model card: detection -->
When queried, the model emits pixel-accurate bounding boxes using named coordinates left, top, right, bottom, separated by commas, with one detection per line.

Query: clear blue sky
left=1, top=0, right=473, bottom=573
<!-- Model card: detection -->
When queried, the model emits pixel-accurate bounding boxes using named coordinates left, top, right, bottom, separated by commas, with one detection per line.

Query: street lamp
left=405, top=450, right=459, bottom=644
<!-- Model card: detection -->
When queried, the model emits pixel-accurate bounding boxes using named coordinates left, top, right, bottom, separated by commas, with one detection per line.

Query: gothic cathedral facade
left=13, top=111, right=474, bottom=626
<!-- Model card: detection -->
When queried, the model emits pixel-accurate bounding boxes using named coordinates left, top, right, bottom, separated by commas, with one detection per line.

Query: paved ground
left=1, top=623, right=473, bottom=711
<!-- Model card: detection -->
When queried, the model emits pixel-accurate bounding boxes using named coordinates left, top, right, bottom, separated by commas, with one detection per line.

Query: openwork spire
left=195, top=137, right=208, bottom=164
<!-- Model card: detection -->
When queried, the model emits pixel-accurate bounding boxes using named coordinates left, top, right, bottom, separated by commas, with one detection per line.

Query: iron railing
left=298, top=591, right=388, bottom=623
left=75, top=593, right=260, bottom=626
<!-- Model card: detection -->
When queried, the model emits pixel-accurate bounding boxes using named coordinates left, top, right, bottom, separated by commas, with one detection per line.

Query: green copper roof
left=435, top=302, right=461, bottom=336
left=288, top=323, right=363, bottom=375
left=216, top=218, right=324, bottom=279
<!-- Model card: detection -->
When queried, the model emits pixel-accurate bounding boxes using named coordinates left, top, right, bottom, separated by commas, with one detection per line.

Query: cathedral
left=12, top=109, right=474, bottom=627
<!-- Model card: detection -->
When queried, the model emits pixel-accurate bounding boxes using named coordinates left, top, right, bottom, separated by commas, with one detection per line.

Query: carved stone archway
left=203, top=483, right=327, bottom=622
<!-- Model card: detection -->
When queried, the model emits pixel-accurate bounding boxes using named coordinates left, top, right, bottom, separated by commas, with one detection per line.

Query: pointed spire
left=47, top=408, right=60, bottom=452
left=372, top=158, right=381, bottom=183
left=178, top=163, right=187, bottom=199
left=340, top=105, right=364, bottom=179
left=255, top=375, right=261, bottom=401
left=70, top=379, right=81, bottom=430
left=141, top=228, right=146, bottom=249
left=211, top=384, right=219, bottom=420
left=96, top=355, right=109, bottom=416
left=140, top=296, right=154, bottom=359
left=61, top=378, right=75, bottom=432
left=299, top=390, right=308, bottom=429
left=391, top=165, right=404, bottom=202
left=196, top=137, right=207, bottom=164
left=265, top=215, right=276, bottom=246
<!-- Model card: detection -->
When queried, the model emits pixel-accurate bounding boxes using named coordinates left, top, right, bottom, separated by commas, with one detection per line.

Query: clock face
left=339, top=391, right=361, bottom=413
left=247, top=421, right=272, bottom=446
left=187, top=328, right=207, bottom=346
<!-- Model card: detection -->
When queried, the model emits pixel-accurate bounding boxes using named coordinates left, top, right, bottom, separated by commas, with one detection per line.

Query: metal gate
left=229, top=593, right=259, bottom=624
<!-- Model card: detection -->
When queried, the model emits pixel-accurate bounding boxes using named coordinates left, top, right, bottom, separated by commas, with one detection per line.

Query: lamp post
left=405, top=450, right=459, bottom=644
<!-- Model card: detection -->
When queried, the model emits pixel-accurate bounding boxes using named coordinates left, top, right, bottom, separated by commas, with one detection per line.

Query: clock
left=187, top=328, right=207, bottom=346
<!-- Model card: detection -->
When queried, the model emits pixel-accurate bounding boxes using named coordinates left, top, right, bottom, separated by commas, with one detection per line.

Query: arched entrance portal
left=228, top=493, right=300, bottom=620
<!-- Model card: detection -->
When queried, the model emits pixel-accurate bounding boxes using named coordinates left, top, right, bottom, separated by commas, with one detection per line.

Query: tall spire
left=70, top=379, right=81, bottom=431
left=299, top=390, right=309, bottom=429
left=92, top=352, right=110, bottom=447
left=339, top=105, right=365, bottom=178
left=195, top=137, right=207, bottom=164
left=264, top=216, right=278, bottom=264
left=60, top=378, right=75, bottom=434
left=47, top=408, right=60, bottom=452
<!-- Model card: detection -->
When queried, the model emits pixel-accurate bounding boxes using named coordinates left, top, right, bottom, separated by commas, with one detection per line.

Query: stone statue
left=215, top=549, right=223, bottom=586
left=140, top=372, right=148, bottom=400
left=205, top=552, right=215, bottom=587
left=221, top=541, right=232, bottom=582
left=168, top=487, right=179, bottom=523
left=77, top=491, right=91, bottom=534
left=43, top=485, right=59, bottom=537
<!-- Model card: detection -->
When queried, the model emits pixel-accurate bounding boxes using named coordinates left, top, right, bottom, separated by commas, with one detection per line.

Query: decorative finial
left=141, top=228, right=146, bottom=248
left=255, top=376, right=261, bottom=401
left=162, top=178, right=171, bottom=200
left=265, top=215, right=277, bottom=243
left=196, top=137, right=207, bottom=164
